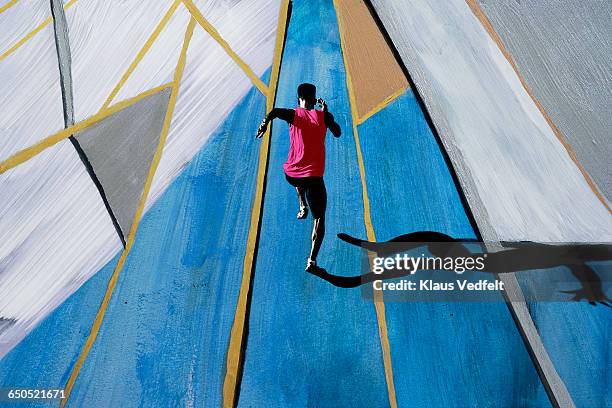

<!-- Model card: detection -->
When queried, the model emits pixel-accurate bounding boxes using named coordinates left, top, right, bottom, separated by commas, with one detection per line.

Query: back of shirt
left=283, top=108, right=327, bottom=178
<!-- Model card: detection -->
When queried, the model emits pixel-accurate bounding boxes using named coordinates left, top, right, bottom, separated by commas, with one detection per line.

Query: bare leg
left=296, top=187, right=308, bottom=219
left=308, top=216, right=325, bottom=264
left=296, top=187, right=307, bottom=209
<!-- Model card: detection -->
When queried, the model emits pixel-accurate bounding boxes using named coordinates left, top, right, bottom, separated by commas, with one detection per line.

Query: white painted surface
left=0, top=19, right=65, bottom=162
left=107, top=0, right=281, bottom=210
left=477, top=0, right=612, bottom=203
left=147, top=0, right=280, bottom=210
left=65, top=0, right=175, bottom=122
left=0, top=141, right=123, bottom=357
left=371, top=0, right=612, bottom=242
left=65, top=0, right=280, bottom=209
left=0, top=0, right=281, bottom=357
left=0, top=0, right=49, bottom=56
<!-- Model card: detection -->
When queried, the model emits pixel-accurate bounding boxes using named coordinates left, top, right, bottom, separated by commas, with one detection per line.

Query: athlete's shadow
left=306, top=231, right=611, bottom=307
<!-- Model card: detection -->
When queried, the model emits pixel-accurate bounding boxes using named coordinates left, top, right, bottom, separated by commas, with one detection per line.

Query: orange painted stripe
left=334, top=1, right=398, bottom=407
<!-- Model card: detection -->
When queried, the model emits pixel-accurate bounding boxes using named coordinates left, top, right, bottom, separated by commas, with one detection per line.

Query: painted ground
left=0, top=1, right=607, bottom=407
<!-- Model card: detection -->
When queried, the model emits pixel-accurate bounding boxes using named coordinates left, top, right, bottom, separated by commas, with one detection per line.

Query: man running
left=256, top=83, right=341, bottom=272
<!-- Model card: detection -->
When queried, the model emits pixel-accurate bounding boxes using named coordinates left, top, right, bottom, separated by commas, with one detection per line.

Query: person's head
left=297, top=83, right=316, bottom=108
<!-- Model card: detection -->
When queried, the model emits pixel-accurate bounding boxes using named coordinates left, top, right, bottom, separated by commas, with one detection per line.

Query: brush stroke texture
left=0, top=0, right=281, bottom=358
left=0, top=0, right=49, bottom=56
left=357, top=90, right=550, bottom=407
left=334, top=0, right=407, bottom=120
left=238, top=1, right=389, bottom=405
left=65, top=0, right=281, bottom=212
left=0, top=81, right=267, bottom=407
left=75, top=88, right=171, bottom=239
left=476, top=0, right=612, bottom=204
left=0, top=19, right=64, bottom=162
left=370, top=1, right=611, bottom=406
left=0, top=142, right=122, bottom=357
left=144, top=0, right=280, bottom=211
left=475, top=3, right=612, bottom=405
left=370, top=0, right=612, bottom=243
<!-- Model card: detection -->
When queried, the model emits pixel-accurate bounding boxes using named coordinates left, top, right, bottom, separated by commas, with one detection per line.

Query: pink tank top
left=283, top=108, right=327, bottom=178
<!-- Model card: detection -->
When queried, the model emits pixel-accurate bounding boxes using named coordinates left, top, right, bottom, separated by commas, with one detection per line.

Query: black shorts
left=285, top=174, right=327, bottom=219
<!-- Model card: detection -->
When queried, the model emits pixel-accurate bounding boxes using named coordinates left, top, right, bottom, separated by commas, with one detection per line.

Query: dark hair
left=297, top=83, right=316, bottom=103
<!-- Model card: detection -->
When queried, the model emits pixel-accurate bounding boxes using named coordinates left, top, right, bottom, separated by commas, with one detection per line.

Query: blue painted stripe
left=357, top=91, right=551, bottom=407
left=0, top=81, right=268, bottom=407
left=237, top=1, right=389, bottom=406
left=518, top=274, right=612, bottom=407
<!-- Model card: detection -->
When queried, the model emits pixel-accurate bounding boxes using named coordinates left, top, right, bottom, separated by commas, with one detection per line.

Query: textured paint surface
left=50, top=0, right=74, bottom=127
left=191, top=0, right=281, bottom=78
left=75, top=88, right=171, bottom=238
left=143, top=6, right=277, bottom=212
left=81, top=0, right=282, bottom=212
left=0, top=0, right=49, bottom=56
left=477, top=0, right=612, bottom=203
left=65, top=0, right=180, bottom=122
left=238, top=1, right=389, bottom=406
left=523, top=300, right=612, bottom=408
left=370, top=0, right=612, bottom=243
left=0, top=18, right=64, bottom=162
left=0, top=0, right=281, bottom=357
left=0, top=253, right=119, bottom=403
left=370, top=1, right=610, bottom=406
left=333, top=0, right=408, bottom=120
left=0, top=141, right=122, bottom=357
left=0, top=83, right=266, bottom=406
left=1, top=1, right=608, bottom=407
left=358, top=92, right=550, bottom=407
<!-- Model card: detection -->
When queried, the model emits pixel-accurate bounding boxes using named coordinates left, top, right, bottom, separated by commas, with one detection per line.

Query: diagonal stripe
left=464, top=2, right=580, bottom=407
left=356, top=86, right=407, bottom=125
left=0, top=83, right=172, bottom=175
left=333, top=0, right=408, bottom=121
left=182, top=0, right=269, bottom=96
left=464, top=0, right=610, bottom=214
left=59, top=17, right=197, bottom=408
left=333, top=1, right=399, bottom=407
left=49, top=0, right=126, bottom=247
left=0, top=0, right=78, bottom=62
left=333, top=1, right=398, bottom=407
left=101, top=0, right=182, bottom=110
left=222, top=1, right=290, bottom=407
left=0, top=0, right=18, bottom=15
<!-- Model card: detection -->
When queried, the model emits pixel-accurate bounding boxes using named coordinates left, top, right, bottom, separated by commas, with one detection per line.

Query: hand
left=256, top=117, right=268, bottom=138
left=317, top=98, right=327, bottom=112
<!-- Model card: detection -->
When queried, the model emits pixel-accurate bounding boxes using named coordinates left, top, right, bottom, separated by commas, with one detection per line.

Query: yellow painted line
left=222, top=1, right=290, bottom=407
left=0, top=0, right=78, bottom=62
left=182, top=0, right=269, bottom=96
left=333, top=1, right=398, bottom=407
left=60, top=17, right=196, bottom=408
left=465, top=0, right=611, bottom=214
left=101, top=0, right=182, bottom=110
left=0, top=0, right=18, bottom=15
left=357, top=86, right=407, bottom=125
left=0, top=83, right=172, bottom=175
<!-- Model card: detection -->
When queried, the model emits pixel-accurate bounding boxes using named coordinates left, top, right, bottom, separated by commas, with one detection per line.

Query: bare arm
left=256, top=108, right=295, bottom=138
left=318, top=98, right=341, bottom=137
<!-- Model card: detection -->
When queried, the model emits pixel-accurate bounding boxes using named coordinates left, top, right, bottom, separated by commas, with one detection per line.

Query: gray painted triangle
left=75, top=88, right=171, bottom=238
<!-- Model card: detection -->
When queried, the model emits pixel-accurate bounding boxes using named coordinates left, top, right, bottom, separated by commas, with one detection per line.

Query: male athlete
left=256, top=83, right=341, bottom=272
